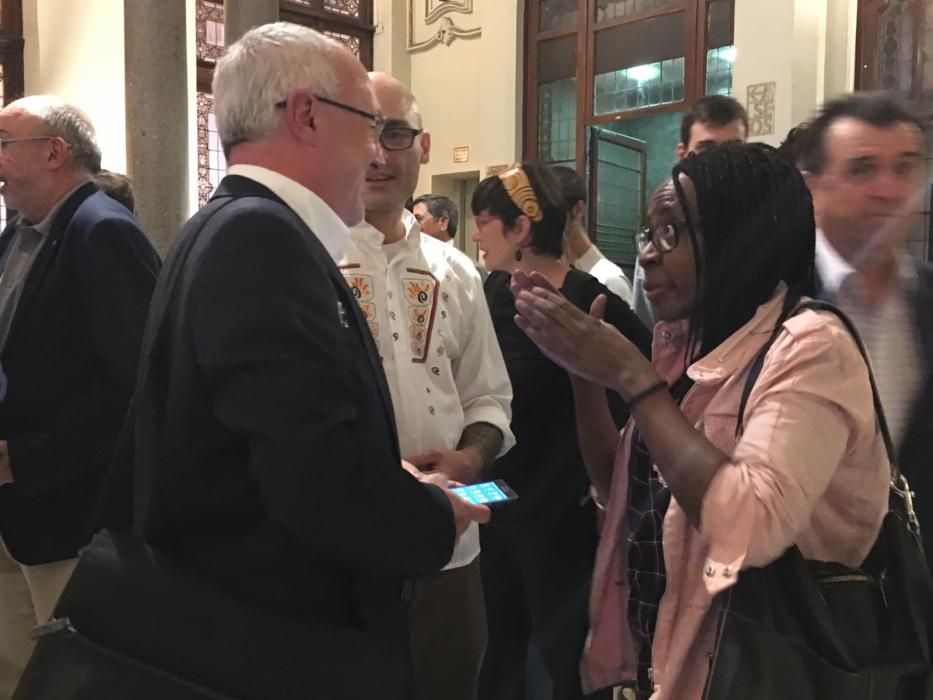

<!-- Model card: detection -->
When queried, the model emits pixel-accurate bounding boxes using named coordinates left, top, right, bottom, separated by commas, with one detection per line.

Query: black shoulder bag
left=703, top=300, right=933, bottom=700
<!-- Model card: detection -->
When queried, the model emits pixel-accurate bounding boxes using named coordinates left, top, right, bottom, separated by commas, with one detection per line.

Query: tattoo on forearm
left=457, top=422, right=504, bottom=470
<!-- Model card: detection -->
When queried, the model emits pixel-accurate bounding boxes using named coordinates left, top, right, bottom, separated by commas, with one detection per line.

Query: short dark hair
left=551, top=165, right=587, bottom=212
left=412, top=193, right=459, bottom=236
left=471, top=162, right=567, bottom=258
left=798, top=91, right=925, bottom=174
left=680, top=95, right=749, bottom=147
left=93, top=170, right=136, bottom=214
left=672, top=142, right=815, bottom=362
left=776, top=123, right=810, bottom=166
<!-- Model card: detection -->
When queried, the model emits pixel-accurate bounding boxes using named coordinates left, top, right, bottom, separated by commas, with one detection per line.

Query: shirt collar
left=227, top=164, right=349, bottom=264
left=349, top=208, right=422, bottom=252
left=816, top=227, right=918, bottom=299
left=652, top=282, right=790, bottom=385
left=814, top=228, right=854, bottom=296
left=575, top=244, right=604, bottom=271
left=17, top=180, right=91, bottom=237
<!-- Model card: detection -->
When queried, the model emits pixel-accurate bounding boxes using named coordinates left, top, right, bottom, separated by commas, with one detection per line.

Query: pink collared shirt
left=582, top=284, right=889, bottom=699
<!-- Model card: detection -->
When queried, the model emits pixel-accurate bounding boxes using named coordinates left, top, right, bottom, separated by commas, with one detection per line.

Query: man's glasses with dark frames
left=0, top=135, right=70, bottom=150
left=274, top=95, right=423, bottom=151
left=276, top=94, right=385, bottom=137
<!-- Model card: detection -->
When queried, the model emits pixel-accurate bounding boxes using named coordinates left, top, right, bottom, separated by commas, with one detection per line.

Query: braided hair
left=671, top=142, right=816, bottom=362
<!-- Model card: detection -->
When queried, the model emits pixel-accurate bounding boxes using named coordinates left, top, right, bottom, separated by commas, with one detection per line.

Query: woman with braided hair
left=510, top=143, right=889, bottom=698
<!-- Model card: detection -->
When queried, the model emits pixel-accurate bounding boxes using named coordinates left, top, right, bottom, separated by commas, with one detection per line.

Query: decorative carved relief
left=746, top=81, right=776, bottom=136
left=425, top=0, right=471, bottom=23
left=408, top=0, right=480, bottom=52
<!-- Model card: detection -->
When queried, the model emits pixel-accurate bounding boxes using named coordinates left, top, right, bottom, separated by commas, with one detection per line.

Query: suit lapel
left=326, top=265, right=401, bottom=447
left=0, top=220, right=18, bottom=263
left=214, top=177, right=401, bottom=452
left=6, top=183, right=97, bottom=346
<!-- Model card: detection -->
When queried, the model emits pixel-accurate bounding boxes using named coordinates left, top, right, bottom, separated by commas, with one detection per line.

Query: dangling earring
left=514, top=249, right=523, bottom=262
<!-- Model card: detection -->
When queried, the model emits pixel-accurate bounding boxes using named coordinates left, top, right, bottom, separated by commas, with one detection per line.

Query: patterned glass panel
left=197, top=0, right=225, bottom=64
left=875, top=0, right=914, bottom=92
left=705, top=0, right=734, bottom=95
left=593, top=11, right=684, bottom=115
left=324, top=0, right=361, bottom=17
left=705, top=45, right=734, bottom=95
left=197, top=92, right=227, bottom=207
left=324, top=30, right=361, bottom=57
left=596, top=0, right=677, bottom=22
left=537, top=35, right=577, bottom=167
left=540, top=0, right=578, bottom=32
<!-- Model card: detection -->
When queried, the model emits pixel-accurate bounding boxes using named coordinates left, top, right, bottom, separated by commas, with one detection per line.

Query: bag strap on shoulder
left=735, top=298, right=920, bottom=537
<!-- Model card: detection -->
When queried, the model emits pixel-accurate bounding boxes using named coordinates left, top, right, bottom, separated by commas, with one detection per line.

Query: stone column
left=124, top=0, right=189, bottom=254
left=224, top=0, right=278, bottom=46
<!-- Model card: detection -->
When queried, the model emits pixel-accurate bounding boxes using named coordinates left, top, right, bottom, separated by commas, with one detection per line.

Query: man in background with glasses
left=340, top=71, right=513, bottom=700
left=0, top=95, right=159, bottom=696
left=130, top=24, right=489, bottom=698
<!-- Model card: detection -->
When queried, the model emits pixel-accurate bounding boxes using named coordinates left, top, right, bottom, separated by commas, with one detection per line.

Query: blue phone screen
left=451, top=481, right=509, bottom=505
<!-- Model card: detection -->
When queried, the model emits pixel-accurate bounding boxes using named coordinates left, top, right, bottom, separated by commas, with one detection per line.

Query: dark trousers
left=478, top=501, right=610, bottom=700
left=409, top=557, right=488, bottom=700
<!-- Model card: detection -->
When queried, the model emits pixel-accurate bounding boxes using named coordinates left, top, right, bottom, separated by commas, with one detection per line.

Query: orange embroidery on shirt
left=402, top=269, right=439, bottom=363
left=344, top=275, right=374, bottom=302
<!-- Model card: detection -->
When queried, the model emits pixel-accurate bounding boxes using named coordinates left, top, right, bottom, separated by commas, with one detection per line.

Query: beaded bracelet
left=627, top=379, right=668, bottom=409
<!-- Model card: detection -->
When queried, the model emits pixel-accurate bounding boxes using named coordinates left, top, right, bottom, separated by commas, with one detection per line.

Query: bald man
left=0, top=95, right=159, bottom=693
left=339, top=73, right=514, bottom=700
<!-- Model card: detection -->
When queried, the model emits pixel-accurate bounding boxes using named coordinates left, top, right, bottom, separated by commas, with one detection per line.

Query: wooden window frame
left=524, top=0, right=729, bottom=169
left=0, top=0, right=24, bottom=104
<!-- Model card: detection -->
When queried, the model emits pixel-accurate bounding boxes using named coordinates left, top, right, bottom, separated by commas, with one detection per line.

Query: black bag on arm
left=13, top=530, right=410, bottom=700
left=703, top=301, right=933, bottom=700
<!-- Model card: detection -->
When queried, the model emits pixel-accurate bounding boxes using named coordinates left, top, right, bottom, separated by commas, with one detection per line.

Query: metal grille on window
left=324, top=30, right=361, bottom=58
left=197, top=0, right=225, bottom=64
left=197, top=92, right=227, bottom=208
left=324, top=0, right=361, bottom=17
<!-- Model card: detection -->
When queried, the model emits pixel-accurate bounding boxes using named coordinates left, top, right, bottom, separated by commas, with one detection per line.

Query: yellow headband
left=498, top=166, right=544, bottom=222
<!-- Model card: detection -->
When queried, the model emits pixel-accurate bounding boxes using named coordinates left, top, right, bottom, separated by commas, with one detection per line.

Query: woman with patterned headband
left=472, top=162, right=651, bottom=700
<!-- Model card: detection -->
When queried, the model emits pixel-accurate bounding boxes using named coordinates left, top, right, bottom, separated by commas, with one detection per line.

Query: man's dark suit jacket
left=901, top=261, right=933, bottom=563
left=0, top=183, right=160, bottom=565
left=132, top=176, right=455, bottom=647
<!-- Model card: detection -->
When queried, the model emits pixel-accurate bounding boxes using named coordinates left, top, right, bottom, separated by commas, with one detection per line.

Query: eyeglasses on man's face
left=636, top=221, right=683, bottom=254
left=275, top=93, right=386, bottom=140
left=379, top=124, right=424, bottom=152
left=0, top=135, right=69, bottom=151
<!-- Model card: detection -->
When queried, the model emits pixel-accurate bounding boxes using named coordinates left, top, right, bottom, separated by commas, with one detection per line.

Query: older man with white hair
left=0, top=95, right=160, bottom=695
left=130, top=23, right=487, bottom=698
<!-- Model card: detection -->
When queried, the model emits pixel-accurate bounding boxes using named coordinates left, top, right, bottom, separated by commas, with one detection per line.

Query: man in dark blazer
left=801, top=92, right=933, bottom=563
left=0, top=96, right=159, bottom=694
left=131, top=23, right=488, bottom=698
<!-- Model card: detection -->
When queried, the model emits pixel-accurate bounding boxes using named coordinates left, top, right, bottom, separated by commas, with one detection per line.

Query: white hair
left=213, top=22, right=348, bottom=154
left=9, top=95, right=102, bottom=173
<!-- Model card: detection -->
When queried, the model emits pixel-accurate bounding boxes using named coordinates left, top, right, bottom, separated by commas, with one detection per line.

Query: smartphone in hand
left=450, top=479, right=518, bottom=506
